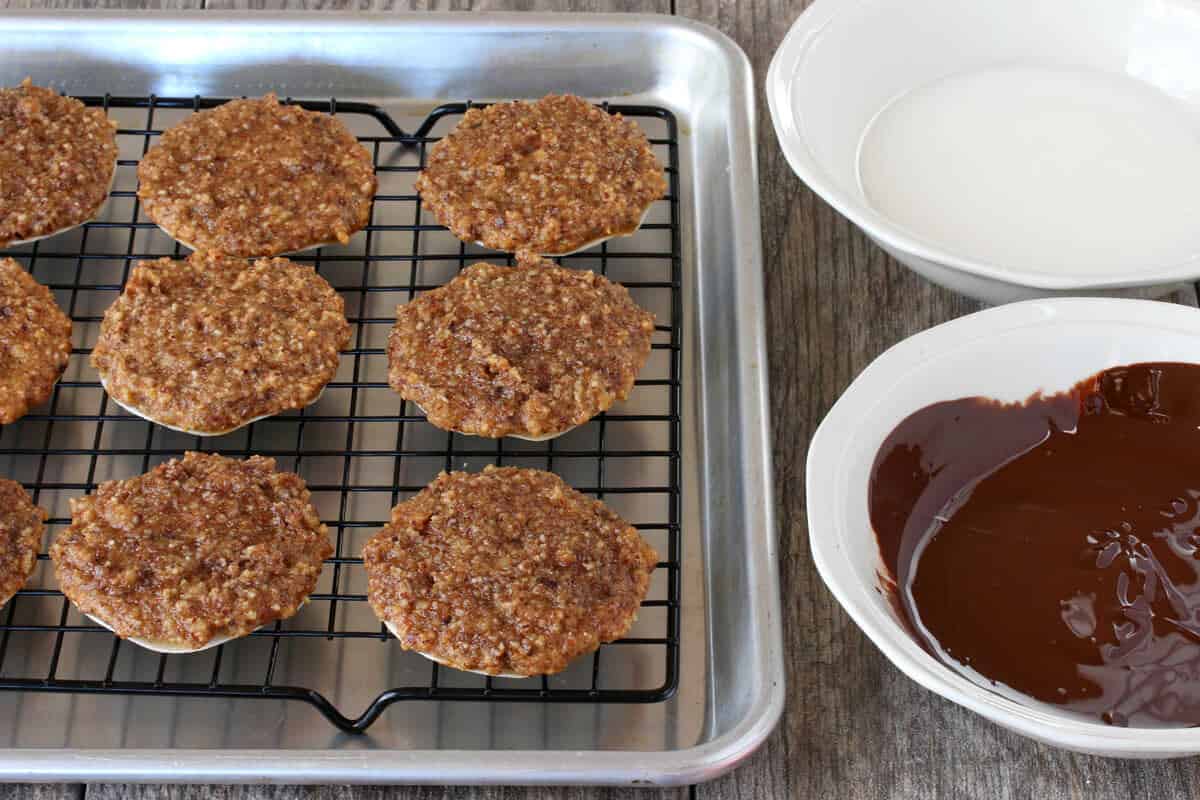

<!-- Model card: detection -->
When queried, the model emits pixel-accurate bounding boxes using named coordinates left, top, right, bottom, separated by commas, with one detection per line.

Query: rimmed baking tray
left=0, top=11, right=781, bottom=785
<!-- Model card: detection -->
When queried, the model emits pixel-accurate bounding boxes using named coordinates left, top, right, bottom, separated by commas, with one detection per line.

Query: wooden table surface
left=5, top=0, right=1200, bottom=797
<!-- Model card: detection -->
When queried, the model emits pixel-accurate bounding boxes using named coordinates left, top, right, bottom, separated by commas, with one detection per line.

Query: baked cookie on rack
left=415, top=94, right=666, bottom=256
left=0, top=479, right=46, bottom=609
left=51, top=452, right=332, bottom=654
left=362, top=466, right=658, bottom=677
left=0, top=79, right=118, bottom=248
left=137, top=94, right=376, bottom=256
left=91, top=252, right=350, bottom=436
left=0, top=257, right=73, bottom=425
left=386, top=254, right=655, bottom=440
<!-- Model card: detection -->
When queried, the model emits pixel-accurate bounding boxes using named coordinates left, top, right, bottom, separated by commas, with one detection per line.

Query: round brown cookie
left=387, top=254, right=655, bottom=439
left=0, top=479, right=46, bottom=609
left=51, top=452, right=332, bottom=652
left=363, top=466, right=658, bottom=676
left=415, top=94, right=666, bottom=255
left=0, top=257, right=73, bottom=425
left=0, top=79, right=118, bottom=248
left=92, top=252, right=350, bottom=436
left=137, top=94, right=376, bottom=257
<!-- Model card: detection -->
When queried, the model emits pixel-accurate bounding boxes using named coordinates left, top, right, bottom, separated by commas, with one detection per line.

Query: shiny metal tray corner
left=0, top=11, right=782, bottom=785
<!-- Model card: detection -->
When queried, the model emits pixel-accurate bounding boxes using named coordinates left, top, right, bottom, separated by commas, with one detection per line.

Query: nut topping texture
left=0, top=257, right=73, bottom=425
left=363, top=466, right=658, bottom=676
left=0, top=479, right=46, bottom=607
left=0, top=79, right=117, bottom=247
left=51, top=452, right=332, bottom=649
left=387, top=254, right=655, bottom=439
left=416, top=94, right=666, bottom=255
left=92, top=252, right=350, bottom=435
left=137, top=94, right=376, bottom=256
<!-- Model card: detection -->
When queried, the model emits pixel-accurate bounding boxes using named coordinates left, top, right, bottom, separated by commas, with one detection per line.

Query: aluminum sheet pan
left=0, top=11, right=782, bottom=785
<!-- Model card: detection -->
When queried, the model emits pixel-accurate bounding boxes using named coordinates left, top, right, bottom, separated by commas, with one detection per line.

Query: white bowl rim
left=806, top=297, right=1200, bottom=753
left=766, top=0, right=1200, bottom=292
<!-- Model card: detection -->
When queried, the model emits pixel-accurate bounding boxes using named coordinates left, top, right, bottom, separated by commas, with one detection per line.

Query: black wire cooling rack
left=0, top=96, right=682, bottom=734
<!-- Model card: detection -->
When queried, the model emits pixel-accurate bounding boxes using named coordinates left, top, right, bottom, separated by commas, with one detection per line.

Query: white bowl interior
left=807, top=298, right=1200, bottom=755
left=770, top=0, right=1200, bottom=290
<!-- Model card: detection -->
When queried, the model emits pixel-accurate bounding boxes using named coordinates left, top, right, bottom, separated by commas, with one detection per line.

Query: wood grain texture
left=0, top=787, right=82, bottom=800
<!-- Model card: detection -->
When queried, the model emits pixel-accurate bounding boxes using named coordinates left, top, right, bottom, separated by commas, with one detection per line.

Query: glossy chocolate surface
left=870, top=362, right=1200, bottom=727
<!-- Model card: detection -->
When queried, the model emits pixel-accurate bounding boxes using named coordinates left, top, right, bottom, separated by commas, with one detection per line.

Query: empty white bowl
left=767, top=0, right=1200, bottom=303
left=807, top=297, right=1200, bottom=756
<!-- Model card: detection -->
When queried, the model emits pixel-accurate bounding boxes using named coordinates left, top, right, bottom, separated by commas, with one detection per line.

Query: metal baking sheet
left=0, top=11, right=782, bottom=785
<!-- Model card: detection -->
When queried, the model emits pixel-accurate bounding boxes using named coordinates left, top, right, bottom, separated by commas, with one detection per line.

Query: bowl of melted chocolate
left=808, top=297, right=1200, bottom=756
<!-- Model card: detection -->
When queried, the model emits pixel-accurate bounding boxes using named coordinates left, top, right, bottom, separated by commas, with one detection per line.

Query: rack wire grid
left=0, top=96, right=683, bottom=734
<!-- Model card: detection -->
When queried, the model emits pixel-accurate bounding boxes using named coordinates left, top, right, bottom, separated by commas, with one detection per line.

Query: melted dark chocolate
left=869, top=362, right=1200, bottom=727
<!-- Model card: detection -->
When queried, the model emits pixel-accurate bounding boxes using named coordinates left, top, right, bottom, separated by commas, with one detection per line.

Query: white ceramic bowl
left=767, top=0, right=1200, bottom=303
left=807, top=297, right=1200, bottom=756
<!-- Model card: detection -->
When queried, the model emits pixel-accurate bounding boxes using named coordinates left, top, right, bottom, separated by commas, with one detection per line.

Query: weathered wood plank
left=84, top=786, right=688, bottom=799
left=674, top=0, right=1200, bottom=798
left=0, top=787, right=82, bottom=800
